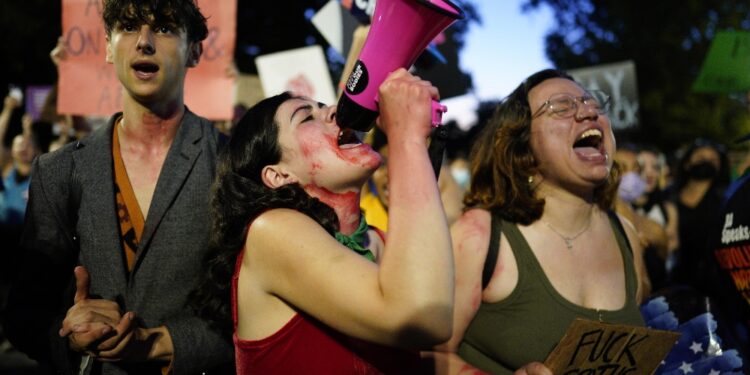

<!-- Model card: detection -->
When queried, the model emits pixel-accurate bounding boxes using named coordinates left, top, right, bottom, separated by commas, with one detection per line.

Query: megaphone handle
left=432, top=100, right=448, bottom=127
left=428, top=121, right=448, bottom=179
left=427, top=100, right=448, bottom=178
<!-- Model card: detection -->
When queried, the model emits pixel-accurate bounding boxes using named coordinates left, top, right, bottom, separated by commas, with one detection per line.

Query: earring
left=528, top=175, right=534, bottom=185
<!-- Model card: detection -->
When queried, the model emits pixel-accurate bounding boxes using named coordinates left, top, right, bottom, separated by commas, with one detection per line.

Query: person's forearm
left=0, top=106, right=12, bottom=152
left=379, top=137, right=454, bottom=343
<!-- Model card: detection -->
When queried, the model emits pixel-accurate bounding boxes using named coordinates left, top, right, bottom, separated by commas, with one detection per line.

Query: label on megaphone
left=345, top=60, right=369, bottom=95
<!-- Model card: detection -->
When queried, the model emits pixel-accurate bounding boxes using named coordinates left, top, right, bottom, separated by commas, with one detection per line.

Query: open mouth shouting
left=132, top=61, right=159, bottom=80
left=573, top=127, right=607, bottom=162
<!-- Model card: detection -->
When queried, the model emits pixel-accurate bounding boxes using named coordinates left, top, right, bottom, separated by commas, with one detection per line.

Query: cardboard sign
left=693, top=31, right=750, bottom=93
left=568, top=60, right=639, bottom=130
left=544, top=318, right=680, bottom=375
left=58, top=0, right=236, bottom=119
left=255, top=45, right=337, bottom=105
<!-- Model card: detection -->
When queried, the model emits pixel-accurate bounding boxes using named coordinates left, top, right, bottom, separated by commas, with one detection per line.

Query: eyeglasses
left=531, top=90, right=611, bottom=119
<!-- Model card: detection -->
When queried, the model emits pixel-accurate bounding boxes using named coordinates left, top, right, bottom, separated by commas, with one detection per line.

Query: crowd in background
left=1, top=3, right=750, bottom=374
left=2, top=74, right=750, bottom=372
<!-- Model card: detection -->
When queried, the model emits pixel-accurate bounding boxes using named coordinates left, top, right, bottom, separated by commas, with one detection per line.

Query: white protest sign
left=568, top=60, right=639, bottom=130
left=255, top=45, right=337, bottom=105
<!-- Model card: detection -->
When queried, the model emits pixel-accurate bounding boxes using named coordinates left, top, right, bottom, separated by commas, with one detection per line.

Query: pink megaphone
left=336, top=0, right=464, bottom=132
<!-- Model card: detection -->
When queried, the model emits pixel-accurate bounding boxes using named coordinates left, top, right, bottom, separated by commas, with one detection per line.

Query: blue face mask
left=618, top=171, right=647, bottom=203
left=451, top=167, right=470, bottom=189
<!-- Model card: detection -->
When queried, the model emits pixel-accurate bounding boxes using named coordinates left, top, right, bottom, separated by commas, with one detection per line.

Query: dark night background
left=1, top=0, right=750, bottom=156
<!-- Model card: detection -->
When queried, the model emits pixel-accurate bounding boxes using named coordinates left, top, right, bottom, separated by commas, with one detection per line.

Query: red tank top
left=232, top=248, right=421, bottom=374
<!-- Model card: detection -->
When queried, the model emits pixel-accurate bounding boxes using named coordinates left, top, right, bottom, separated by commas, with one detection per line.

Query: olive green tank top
left=457, top=212, right=645, bottom=374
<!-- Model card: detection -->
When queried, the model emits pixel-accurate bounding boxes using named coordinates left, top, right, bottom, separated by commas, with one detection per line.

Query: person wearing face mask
left=613, top=145, right=669, bottom=292
left=668, top=138, right=729, bottom=291
left=632, top=146, right=679, bottom=289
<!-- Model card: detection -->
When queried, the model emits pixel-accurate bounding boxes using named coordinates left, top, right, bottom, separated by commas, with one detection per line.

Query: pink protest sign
left=58, top=0, right=236, bottom=120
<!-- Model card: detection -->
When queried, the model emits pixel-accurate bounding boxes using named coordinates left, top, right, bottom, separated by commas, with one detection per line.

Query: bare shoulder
left=246, top=208, right=330, bottom=258
left=249, top=207, right=328, bottom=233
left=244, top=208, right=350, bottom=286
left=248, top=208, right=310, bottom=232
left=611, top=209, right=646, bottom=258
left=451, top=208, right=492, bottom=261
left=453, top=208, right=491, bottom=230
left=452, top=208, right=492, bottom=242
left=612, top=211, right=639, bottom=239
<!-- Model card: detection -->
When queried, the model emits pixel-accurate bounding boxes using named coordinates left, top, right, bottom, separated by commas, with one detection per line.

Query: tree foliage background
left=523, top=0, right=750, bottom=155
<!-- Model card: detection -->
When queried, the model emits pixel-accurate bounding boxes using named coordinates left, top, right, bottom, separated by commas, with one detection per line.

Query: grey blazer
left=4, top=110, right=234, bottom=375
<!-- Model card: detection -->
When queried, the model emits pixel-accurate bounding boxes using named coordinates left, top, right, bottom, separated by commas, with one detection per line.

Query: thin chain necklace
left=542, top=215, right=593, bottom=250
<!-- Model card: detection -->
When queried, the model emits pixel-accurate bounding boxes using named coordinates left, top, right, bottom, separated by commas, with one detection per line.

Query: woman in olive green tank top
left=431, top=69, right=651, bottom=374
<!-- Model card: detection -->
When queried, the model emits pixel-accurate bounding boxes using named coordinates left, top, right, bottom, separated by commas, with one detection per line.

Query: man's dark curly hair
left=103, top=0, right=208, bottom=43
left=190, top=92, right=340, bottom=338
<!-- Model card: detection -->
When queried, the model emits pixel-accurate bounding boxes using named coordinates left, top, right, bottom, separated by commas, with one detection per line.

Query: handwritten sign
left=544, top=318, right=680, bottom=375
left=59, top=0, right=236, bottom=119
left=568, top=60, right=639, bottom=130
left=693, top=31, right=750, bottom=93
left=255, top=45, right=337, bottom=105
left=714, top=192, right=750, bottom=305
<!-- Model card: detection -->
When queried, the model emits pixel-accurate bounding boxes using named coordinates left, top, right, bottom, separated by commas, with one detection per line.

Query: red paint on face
left=296, top=122, right=380, bottom=173
left=294, top=126, right=327, bottom=182
left=324, top=133, right=381, bottom=170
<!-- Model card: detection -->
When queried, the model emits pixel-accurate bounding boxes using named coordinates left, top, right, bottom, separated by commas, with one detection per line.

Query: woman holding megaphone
left=192, top=68, right=454, bottom=373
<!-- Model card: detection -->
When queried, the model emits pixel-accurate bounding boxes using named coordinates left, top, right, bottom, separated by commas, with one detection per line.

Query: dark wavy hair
left=463, top=69, right=620, bottom=225
left=191, top=92, right=339, bottom=338
left=103, top=0, right=208, bottom=43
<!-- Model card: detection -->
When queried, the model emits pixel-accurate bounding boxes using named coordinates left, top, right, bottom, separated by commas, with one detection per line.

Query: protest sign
left=312, top=0, right=360, bottom=59
left=544, top=318, right=680, bottom=375
left=58, top=0, right=236, bottom=119
left=713, top=173, right=750, bottom=308
left=568, top=61, right=639, bottom=130
left=255, top=45, right=337, bottom=105
left=693, top=31, right=750, bottom=93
